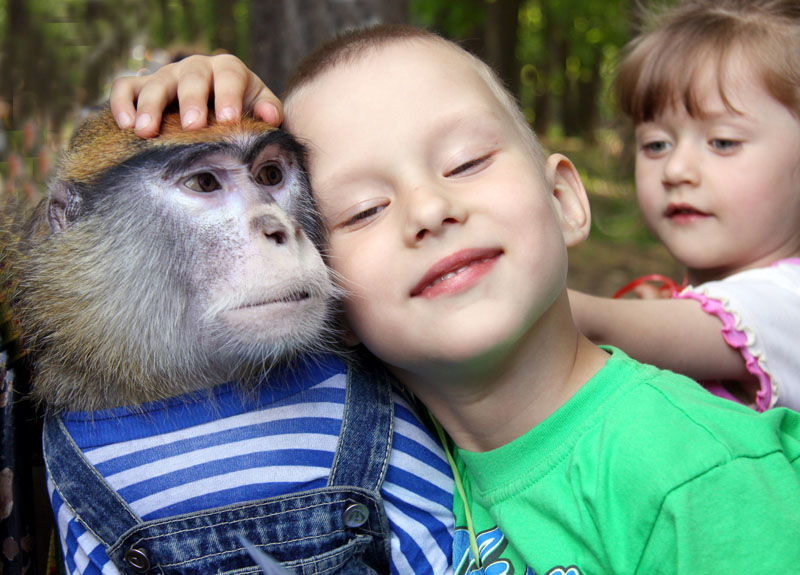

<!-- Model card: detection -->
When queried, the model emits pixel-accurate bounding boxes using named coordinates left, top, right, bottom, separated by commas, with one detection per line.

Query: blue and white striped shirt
left=48, top=356, right=454, bottom=575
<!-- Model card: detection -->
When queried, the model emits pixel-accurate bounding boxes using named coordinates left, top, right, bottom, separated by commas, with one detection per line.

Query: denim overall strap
left=329, top=357, right=393, bottom=491
left=322, top=357, right=395, bottom=573
left=43, top=414, right=141, bottom=547
left=44, top=366, right=397, bottom=574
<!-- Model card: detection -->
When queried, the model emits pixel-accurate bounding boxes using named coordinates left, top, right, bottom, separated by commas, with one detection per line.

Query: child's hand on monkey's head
left=110, top=54, right=282, bottom=138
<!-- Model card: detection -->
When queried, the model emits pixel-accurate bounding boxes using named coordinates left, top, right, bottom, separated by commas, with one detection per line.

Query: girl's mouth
left=664, top=203, right=710, bottom=220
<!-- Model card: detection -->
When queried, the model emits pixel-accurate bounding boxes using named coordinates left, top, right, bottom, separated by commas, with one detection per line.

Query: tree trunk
left=3, top=0, right=30, bottom=123
left=158, top=0, right=173, bottom=45
left=558, top=35, right=574, bottom=135
left=484, top=0, right=522, bottom=97
left=82, top=1, right=103, bottom=109
left=214, top=0, right=238, bottom=56
left=577, top=44, right=602, bottom=141
left=180, top=0, right=200, bottom=44
left=533, top=2, right=555, bottom=135
left=249, top=0, right=409, bottom=97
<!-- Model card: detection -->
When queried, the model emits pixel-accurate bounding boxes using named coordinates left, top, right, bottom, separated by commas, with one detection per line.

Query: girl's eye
left=185, top=172, right=221, bottom=193
left=640, top=141, right=670, bottom=155
left=255, top=163, right=284, bottom=186
left=710, top=139, right=740, bottom=153
left=447, top=154, right=490, bottom=177
left=342, top=205, right=385, bottom=228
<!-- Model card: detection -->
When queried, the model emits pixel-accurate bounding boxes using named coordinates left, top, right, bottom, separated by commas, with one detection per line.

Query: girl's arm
left=109, top=54, right=280, bottom=138
left=568, top=289, right=751, bottom=383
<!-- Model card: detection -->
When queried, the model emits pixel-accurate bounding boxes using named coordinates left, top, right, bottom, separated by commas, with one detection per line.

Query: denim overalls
left=44, top=359, right=394, bottom=575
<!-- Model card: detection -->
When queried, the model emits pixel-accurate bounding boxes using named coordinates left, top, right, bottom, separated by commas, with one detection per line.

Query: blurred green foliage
left=2, top=0, right=637, bottom=136
left=0, top=0, right=682, bottom=290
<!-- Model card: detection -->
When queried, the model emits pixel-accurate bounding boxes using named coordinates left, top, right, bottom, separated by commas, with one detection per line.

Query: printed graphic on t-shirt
left=453, top=526, right=583, bottom=575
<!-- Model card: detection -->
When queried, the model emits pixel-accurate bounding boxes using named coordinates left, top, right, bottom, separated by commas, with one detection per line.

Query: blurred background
left=0, top=0, right=683, bottom=295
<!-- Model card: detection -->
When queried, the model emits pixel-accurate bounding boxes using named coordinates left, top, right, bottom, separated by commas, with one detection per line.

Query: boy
left=112, top=25, right=800, bottom=574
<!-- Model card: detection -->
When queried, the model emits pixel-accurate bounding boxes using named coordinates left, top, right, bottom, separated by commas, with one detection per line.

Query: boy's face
left=286, top=41, right=587, bottom=382
left=634, top=56, right=800, bottom=282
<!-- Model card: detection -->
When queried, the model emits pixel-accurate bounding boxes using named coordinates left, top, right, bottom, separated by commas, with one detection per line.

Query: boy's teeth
left=432, top=264, right=472, bottom=286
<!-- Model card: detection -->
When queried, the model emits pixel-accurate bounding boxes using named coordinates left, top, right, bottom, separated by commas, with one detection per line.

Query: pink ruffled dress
left=676, top=258, right=800, bottom=412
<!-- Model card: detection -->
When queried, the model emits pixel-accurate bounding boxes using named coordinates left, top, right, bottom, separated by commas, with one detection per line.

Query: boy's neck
left=396, top=294, right=610, bottom=452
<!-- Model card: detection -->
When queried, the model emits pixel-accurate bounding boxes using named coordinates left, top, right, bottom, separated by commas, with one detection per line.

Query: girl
left=569, top=0, right=800, bottom=412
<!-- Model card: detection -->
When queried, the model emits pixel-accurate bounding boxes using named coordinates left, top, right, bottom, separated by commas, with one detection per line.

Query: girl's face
left=634, top=58, right=800, bottom=284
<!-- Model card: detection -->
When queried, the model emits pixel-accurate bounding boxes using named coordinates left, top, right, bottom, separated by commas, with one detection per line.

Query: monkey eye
left=255, top=162, right=284, bottom=187
left=185, top=172, right=222, bottom=193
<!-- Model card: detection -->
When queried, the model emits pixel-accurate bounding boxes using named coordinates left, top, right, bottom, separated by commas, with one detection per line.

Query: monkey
left=0, top=106, right=452, bottom=575
left=9, top=107, right=337, bottom=412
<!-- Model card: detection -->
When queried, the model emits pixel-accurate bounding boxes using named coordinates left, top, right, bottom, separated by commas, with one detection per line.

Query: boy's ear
left=545, top=153, right=591, bottom=247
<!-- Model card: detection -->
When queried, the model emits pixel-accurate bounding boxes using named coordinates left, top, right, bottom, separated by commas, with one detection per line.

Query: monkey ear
left=47, top=181, right=85, bottom=233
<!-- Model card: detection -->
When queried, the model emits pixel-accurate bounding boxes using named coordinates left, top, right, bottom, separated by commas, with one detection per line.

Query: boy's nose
left=402, top=184, right=467, bottom=244
left=662, top=142, right=700, bottom=187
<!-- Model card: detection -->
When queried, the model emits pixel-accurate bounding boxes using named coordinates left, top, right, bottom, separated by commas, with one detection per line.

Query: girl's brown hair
left=616, top=0, right=800, bottom=122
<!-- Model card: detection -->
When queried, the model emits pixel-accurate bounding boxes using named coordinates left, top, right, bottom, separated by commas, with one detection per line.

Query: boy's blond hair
left=616, top=0, right=800, bottom=122
left=284, top=24, right=545, bottom=169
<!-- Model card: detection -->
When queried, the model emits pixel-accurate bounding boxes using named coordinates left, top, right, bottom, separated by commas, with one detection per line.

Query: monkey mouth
left=239, top=290, right=312, bottom=309
left=236, top=289, right=314, bottom=310
left=272, top=290, right=311, bottom=304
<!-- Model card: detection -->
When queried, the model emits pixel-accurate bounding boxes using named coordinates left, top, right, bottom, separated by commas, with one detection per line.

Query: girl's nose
left=662, top=141, right=700, bottom=187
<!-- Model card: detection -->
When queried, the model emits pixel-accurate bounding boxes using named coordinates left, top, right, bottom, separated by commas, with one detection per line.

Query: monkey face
left=152, top=134, right=335, bottom=357
left=20, top=110, right=336, bottom=410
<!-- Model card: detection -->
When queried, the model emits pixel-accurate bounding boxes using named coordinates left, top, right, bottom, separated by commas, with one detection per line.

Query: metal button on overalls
left=342, top=503, right=369, bottom=527
left=124, top=548, right=150, bottom=573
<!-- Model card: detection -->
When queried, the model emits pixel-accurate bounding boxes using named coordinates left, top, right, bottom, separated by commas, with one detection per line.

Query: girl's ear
left=545, top=153, right=591, bottom=247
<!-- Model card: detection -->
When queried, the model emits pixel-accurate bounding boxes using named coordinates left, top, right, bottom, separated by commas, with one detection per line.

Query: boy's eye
left=340, top=204, right=386, bottom=229
left=185, top=172, right=222, bottom=193
left=446, top=154, right=490, bottom=177
left=710, top=139, right=740, bottom=153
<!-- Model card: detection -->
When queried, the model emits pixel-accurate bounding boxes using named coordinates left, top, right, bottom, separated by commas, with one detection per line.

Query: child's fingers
left=208, top=56, right=247, bottom=124
left=173, top=56, right=215, bottom=130
left=115, top=60, right=191, bottom=138
left=109, top=75, right=147, bottom=130
left=242, top=76, right=282, bottom=126
left=252, top=97, right=283, bottom=126
left=208, top=54, right=284, bottom=126
left=110, top=54, right=281, bottom=137
left=129, top=72, right=177, bottom=138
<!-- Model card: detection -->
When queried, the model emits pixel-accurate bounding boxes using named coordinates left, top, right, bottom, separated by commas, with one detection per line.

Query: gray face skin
left=17, top=114, right=337, bottom=412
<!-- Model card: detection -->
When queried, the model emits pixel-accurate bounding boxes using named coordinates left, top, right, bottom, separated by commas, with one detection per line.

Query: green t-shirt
left=452, top=347, right=800, bottom=575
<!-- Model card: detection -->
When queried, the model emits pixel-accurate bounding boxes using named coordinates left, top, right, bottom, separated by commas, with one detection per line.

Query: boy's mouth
left=411, top=248, right=502, bottom=298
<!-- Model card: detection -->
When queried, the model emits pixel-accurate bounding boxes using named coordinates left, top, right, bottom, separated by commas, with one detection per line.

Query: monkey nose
left=252, top=213, right=294, bottom=246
